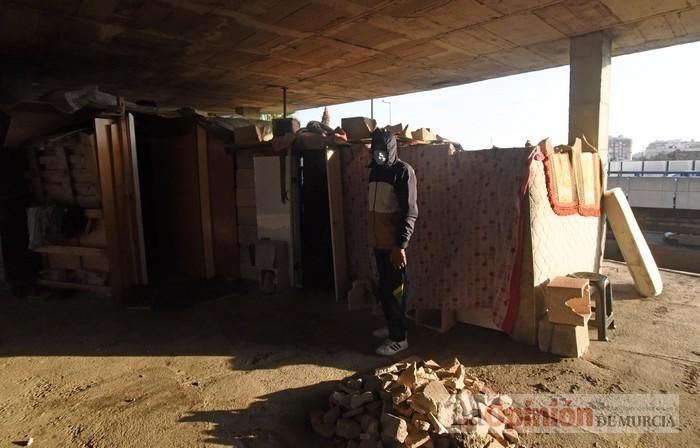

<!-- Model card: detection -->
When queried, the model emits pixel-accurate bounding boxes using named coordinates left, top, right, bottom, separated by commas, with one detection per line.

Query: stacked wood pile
left=28, top=130, right=111, bottom=294
left=310, top=358, right=522, bottom=448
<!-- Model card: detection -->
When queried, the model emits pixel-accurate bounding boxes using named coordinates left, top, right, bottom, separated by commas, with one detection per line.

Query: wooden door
left=94, top=115, right=147, bottom=300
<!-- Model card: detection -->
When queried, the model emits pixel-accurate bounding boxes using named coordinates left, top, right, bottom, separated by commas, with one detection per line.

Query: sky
left=294, top=41, right=700, bottom=154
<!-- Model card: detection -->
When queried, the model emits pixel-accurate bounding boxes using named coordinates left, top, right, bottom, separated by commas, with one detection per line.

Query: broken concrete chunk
left=492, top=394, right=513, bottom=410
left=427, top=412, right=448, bottom=435
left=422, top=359, right=442, bottom=370
left=411, top=414, right=431, bottom=432
left=336, top=418, right=362, bottom=439
left=503, top=428, right=520, bottom=444
left=351, top=391, right=375, bottom=409
left=466, top=417, right=490, bottom=438
left=359, top=440, right=382, bottom=448
left=362, top=374, right=384, bottom=393
left=381, top=413, right=408, bottom=443
left=365, top=419, right=380, bottom=439
left=323, top=406, right=341, bottom=426
left=310, top=409, right=336, bottom=438
left=330, top=391, right=352, bottom=409
left=398, top=363, right=418, bottom=387
left=365, top=400, right=382, bottom=416
left=421, top=381, right=450, bottom=410
left=360, top=414, right=377, bottom=432
left=390, top=384, right=412, bottom=405
left=405, top=428, right=431, bottom=448
left=343, top=407, right=365, bottom=418
left=393, top=401, right=415, bottom=418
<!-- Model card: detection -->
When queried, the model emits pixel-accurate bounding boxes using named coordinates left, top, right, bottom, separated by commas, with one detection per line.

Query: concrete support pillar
left=568, top=31, right=611, bottom=275
left=568, top=32, right=611, bottom=155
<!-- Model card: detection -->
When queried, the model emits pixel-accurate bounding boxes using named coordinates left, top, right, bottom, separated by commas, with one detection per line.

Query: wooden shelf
left=38, top=280, right=110, bottom=295
left=31, top=245, right=106, bottom=257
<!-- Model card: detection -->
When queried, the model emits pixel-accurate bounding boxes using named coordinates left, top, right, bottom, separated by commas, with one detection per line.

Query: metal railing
left=608, top=160, right=700, bottom=177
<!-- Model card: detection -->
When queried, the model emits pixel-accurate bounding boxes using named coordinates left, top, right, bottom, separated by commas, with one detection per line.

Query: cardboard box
left=385, top=123, right=411, bottom=138
left=341, top=117, right=376, bottom=140
left=272, top=118, right=300, bottom=137
left=412, top=128, right=436, bottom=141
left=234, top=125, right=264, bottom=145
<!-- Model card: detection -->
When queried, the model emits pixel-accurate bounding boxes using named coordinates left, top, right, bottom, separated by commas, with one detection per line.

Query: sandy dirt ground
left=0, top=261, right=698, bottom=447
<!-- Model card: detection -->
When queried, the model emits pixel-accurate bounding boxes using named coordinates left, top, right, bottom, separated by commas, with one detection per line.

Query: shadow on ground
left=0, top=278, right=557, bottom=372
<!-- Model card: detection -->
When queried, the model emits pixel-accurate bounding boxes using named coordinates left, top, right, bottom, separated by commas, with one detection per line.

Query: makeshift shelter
left=331, top=139, right=605, bottom=344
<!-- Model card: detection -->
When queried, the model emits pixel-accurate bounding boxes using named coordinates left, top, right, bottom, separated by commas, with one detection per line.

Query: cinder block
left=538, top=317, right=590, bottom=358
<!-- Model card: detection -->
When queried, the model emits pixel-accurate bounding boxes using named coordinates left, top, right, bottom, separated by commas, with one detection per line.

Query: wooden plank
left=55, top=146, right=76, bottom=203
left=125, top=113, right=148, bottom=284
left=207, top=128, right=240, bottom=278
left=32, top=245, right=106, bottom=256
left=326, top=148, right=349, bottom=301
left=197, top=124, right=215, bottom=278
left=95, top=118, right=124, bottom=299
left=38, top=280, right=110, bottom=295
left=28, top=149, right=45, bottom=202
left=48, top=253, right=82, bottom=269
left=82, top=254, right=110, bottom=272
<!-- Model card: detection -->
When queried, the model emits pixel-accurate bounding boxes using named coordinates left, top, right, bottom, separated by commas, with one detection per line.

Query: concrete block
left=538, top=316, right=590, bottom=358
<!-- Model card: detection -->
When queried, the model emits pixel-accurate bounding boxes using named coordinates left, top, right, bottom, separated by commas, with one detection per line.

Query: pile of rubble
left=310, top=358, right=522, bottom=448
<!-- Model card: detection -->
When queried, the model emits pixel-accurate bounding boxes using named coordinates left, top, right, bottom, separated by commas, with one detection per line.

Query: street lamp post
left=381, top=99, right=392, bottom=124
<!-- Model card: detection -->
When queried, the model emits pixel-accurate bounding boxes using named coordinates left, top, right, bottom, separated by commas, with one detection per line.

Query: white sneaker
left=375, top=339, right=409, bottom=356
left=372, top=327, right=390, bottom=339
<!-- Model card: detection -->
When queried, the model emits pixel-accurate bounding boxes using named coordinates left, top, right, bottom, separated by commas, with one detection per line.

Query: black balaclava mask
left=370, top=128, right=398, bottom=167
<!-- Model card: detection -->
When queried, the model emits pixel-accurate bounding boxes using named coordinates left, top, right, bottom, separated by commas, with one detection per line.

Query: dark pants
left=375, top=250, right=407, bottom=342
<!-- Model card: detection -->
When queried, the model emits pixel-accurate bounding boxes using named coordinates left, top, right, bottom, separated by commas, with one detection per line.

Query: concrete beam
left=568, top=31, right=611, bottom=155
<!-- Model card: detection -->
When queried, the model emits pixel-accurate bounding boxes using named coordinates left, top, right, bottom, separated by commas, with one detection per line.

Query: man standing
left=368, top=129, right=418, bottom=356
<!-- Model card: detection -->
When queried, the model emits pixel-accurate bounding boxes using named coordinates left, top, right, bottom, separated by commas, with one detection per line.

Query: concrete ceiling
left=1, top=0, right=700, bottom=112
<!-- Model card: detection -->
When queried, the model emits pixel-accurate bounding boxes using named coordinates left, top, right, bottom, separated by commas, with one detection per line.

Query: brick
left=381, top=413, right=408, bottom=443
left=310, top=409, right=335, bottom=438
left=391, top=384, right=412, bottom=405
left=503, top=428, right=520, bottom=444
left=336, top=418, right=362, bottom=439
left=351, top=391, right=375, bottom=409
left=404, top=428, right=431, bottom=448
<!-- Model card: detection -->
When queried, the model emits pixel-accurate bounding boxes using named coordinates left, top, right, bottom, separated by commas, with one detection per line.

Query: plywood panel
left=206, top=128, right=240, bottom=278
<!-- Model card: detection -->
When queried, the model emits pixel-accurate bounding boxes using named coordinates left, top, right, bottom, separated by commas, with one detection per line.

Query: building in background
left=609, top=135, right=633, bottom=160
left=644, top=139, right=700, bottom=158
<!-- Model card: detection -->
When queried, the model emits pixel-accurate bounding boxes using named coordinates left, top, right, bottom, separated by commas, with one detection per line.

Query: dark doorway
left=298, top=150, right=333, bottom=290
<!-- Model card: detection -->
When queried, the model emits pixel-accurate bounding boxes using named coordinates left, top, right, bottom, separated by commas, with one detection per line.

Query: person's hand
left=391, top=247, right=407, bottom=270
